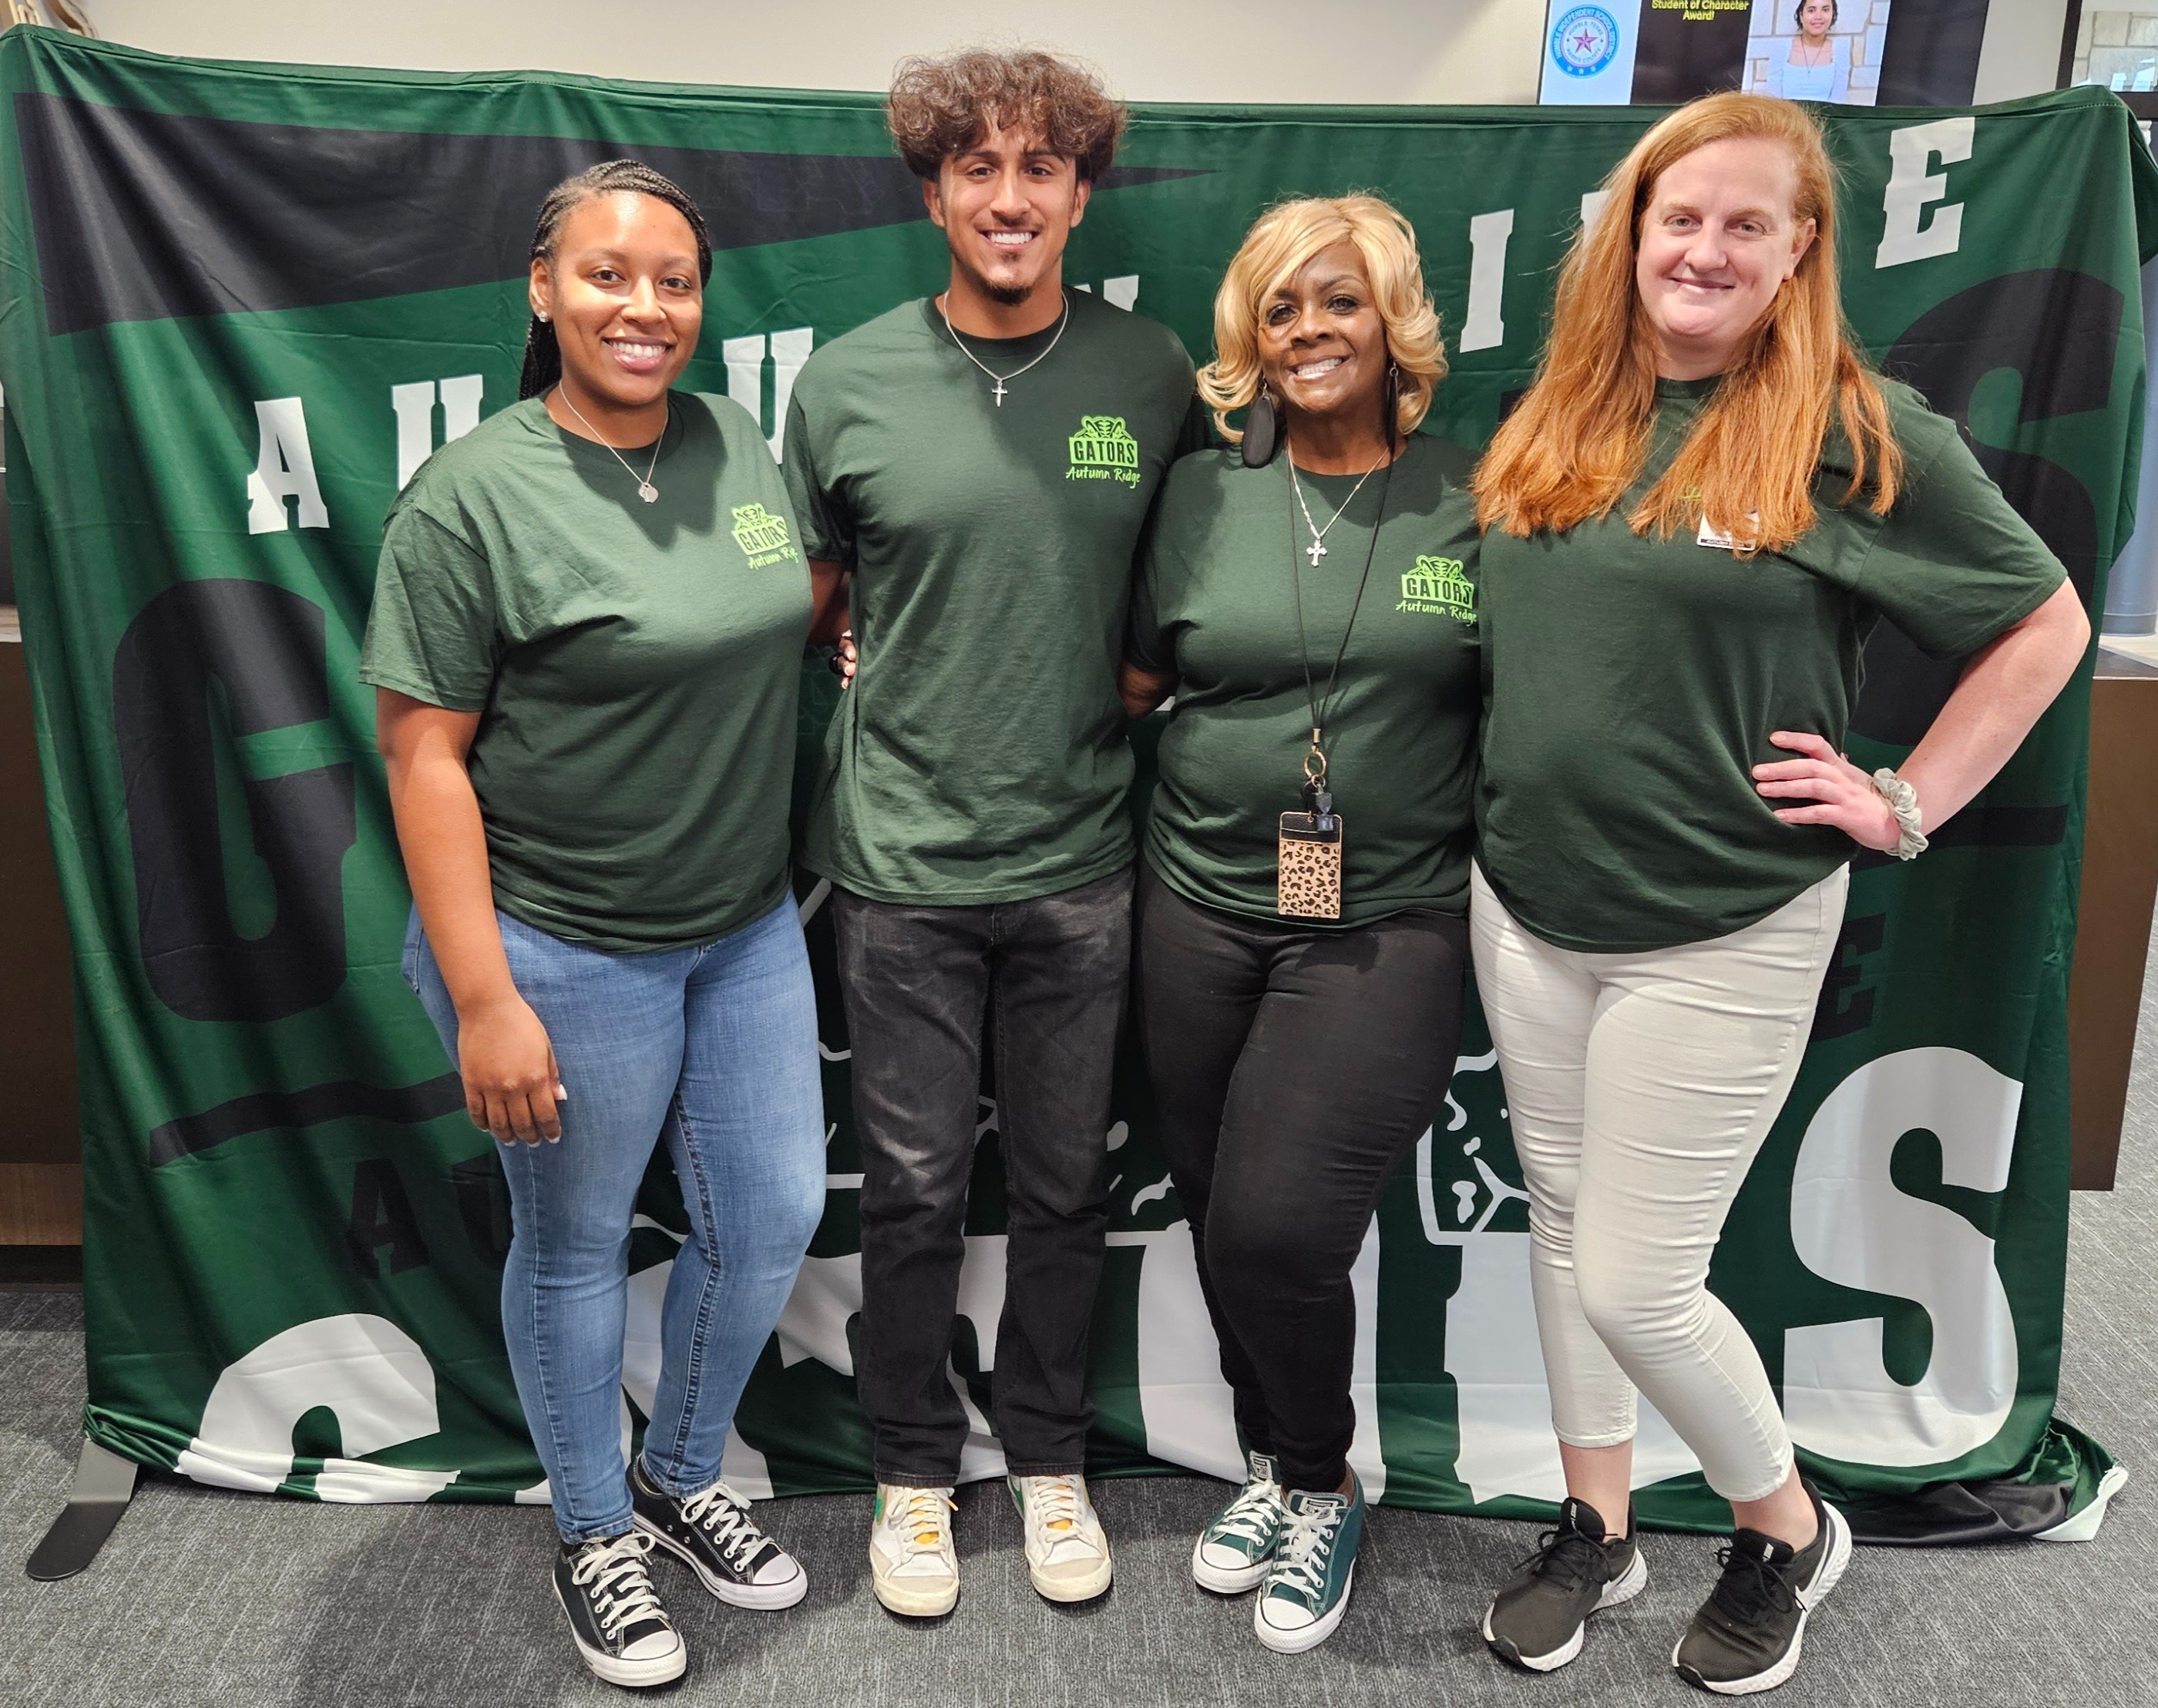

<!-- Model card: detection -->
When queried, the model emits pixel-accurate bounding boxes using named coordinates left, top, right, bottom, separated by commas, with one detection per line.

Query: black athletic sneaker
left=1673, top=1484, right=1852, bottom=1695
left=553, top=1531, right=685, bottom=1689
left=1483, top=1497, right=1647, bottom=1672
left=630, top=1457, right=808, bottom=1609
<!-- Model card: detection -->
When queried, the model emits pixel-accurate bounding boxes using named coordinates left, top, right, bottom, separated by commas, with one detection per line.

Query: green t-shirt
left=1476, top=377, right=2068, bottom=953
left=1130, top=435, right=1483, bottom=926
left=782, top=289, right=1203, bottom=904
left=360, top=392, right=812, bottom=953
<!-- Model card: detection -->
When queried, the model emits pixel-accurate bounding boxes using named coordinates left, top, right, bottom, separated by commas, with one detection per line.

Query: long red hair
left=1473, top=92, right=1900, bottom=552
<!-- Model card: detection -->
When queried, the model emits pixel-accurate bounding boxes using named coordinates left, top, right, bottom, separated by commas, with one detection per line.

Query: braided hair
left=519, top=160, right=714, bottom=401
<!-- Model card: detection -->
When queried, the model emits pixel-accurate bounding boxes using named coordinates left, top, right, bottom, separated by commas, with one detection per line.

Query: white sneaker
left=1010, top=1474, right=1113, bottom=1603
left=869, top=1483, right=959, bottom=1617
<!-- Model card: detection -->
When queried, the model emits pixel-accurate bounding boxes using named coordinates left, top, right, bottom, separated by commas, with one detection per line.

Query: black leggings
left=1134, top=863, right=1467, bottom=1494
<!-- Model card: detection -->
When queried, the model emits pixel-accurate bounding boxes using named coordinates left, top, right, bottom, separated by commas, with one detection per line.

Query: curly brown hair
left=886, top=49, right=1126, bottom=183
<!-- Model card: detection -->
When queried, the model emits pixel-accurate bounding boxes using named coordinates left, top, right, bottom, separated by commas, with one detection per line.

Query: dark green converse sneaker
left=1253, top=1474, right=1363, bottom=1654
left=1674, top=1485, right=1851, bottom=1695
left=1192, top=1450, right=1288, bottom=1594
left=1483, top=1497, right=1646, bottom=1672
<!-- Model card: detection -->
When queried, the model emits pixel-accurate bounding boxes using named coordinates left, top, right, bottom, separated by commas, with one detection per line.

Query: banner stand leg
left=25, top=1437, right=139, bottom=1582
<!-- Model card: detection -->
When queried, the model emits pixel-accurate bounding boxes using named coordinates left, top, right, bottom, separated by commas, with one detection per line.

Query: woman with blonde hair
left=1121, top=193, right=1479, bottom=1654
left=1471, top=93, right=2086, bottom=1692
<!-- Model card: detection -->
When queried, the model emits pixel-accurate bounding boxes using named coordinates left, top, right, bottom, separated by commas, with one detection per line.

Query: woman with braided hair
left=363, top=161, right=835, bottom=1690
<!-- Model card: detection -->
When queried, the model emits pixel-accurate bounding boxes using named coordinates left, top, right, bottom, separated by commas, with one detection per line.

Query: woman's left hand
left=1752, top=730, right=1902, bottom=852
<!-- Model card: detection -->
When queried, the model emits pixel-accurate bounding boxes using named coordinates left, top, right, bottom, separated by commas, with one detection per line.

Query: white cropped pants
left=1468, top=862, right=1847, bottom=1504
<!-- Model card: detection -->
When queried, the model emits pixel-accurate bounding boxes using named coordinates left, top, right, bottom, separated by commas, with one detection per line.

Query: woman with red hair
left=1471, top=93, right=2086, bottom=1693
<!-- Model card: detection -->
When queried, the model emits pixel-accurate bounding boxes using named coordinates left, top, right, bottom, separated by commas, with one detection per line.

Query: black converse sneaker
left=1483, top=1497, right=1647, bottom=1672
left=554, top=1531, right=685, bottom=1688
left=630, top=1458, right=808, bottom=1609
left=1673, top=1484, right=1852, bottom=1695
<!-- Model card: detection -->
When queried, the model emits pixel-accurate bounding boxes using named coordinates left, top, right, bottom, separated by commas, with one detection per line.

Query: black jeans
left=833, top=866, right=1132, bottom=1484
left=1134, top=863, right=1467, bottom=1494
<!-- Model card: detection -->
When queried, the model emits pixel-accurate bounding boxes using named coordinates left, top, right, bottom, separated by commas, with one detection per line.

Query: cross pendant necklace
left=938, top=291, right=1071, bottom=407
left=1290, top=454, right=1386, bottom=568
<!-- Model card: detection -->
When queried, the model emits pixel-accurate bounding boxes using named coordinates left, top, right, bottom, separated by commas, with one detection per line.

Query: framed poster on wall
left=1541, top=0, right=1985, bottom=106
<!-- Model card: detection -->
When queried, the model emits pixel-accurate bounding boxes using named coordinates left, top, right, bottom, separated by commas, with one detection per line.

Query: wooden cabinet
left=0, top=629, right=79, bottom=1244
left=2067, top=649, right=2158, bottom=1190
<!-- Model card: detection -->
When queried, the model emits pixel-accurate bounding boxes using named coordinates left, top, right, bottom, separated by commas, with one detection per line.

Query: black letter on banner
left=112, top=579, right=356, bottom=1020
left=450, top=1151, right=514, bottom=1269
left=1812, top=913, right=1887, bottom=1041
left=347, top=1157, right=429, bottom=1277
left=1856, top=269, right=2119, bottom=745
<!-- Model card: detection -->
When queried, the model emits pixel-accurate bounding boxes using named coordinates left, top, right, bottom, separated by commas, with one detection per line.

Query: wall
left=78, top=0, right=2066, bottom=106
left=76, top=1, right=1554, bottom=105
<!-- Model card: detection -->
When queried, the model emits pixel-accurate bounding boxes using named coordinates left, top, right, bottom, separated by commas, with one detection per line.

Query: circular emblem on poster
left=1550, top=5, right=1620, bottom=79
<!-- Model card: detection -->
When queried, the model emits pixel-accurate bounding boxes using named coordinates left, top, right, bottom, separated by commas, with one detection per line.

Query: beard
left=986, top=279, right=1034, bottom=307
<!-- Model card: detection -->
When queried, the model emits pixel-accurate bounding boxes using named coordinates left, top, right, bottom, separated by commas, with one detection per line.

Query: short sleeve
left=781, top=392, right=852, bottom=564
left=1852, top=429, right=2067, bottom=661
left=358, top=503, right=500, bottom=711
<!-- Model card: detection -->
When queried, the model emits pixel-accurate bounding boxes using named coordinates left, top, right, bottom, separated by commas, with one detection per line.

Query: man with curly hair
left=782, top=46, right=1204, bottom=1619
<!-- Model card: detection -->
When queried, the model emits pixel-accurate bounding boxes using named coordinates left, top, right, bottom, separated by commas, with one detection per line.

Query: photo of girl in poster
left=1752, top=0, right=1887, bottom=105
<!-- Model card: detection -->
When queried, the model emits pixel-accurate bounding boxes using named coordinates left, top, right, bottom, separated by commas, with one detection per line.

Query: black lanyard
left=1288, top=450, right=1393, bottom=810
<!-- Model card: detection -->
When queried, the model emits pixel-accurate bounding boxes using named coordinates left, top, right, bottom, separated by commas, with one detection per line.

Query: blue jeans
left=405, top=894, right=826, bottom=1542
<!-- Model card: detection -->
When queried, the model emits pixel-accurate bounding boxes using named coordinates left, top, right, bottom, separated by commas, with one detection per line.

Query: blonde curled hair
left=1198, top=193, right=1446, bottom=445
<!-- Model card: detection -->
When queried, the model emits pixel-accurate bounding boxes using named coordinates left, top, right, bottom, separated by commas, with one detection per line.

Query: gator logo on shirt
left=730, top=502, right=798, bottom=567
left=1067, top=415, right=1141, bottom=486
left=1397, top=556, right=1475, bottom=624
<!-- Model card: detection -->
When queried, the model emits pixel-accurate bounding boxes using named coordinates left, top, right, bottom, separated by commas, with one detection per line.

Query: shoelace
left=891, top=1488, right=956, bottom=1563
left=1269, top=1503, right=1340, bottom=1603
left=1024, top=1476, right=1100, bottom=1562
left=1211, top=1474, right=1286, bottom=1548
left=1512, top=1522, right=1606, bottom=1595
left=1706, top=1542, right=1800, bottom=1625
left=680, top=1480, right=765, bottom=1570
left=572, top=1533, right=668, bottom=1641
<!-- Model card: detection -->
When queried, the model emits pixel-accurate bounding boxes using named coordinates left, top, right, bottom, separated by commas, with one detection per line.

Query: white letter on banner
left=1876, top=117, right=1976, bottom=269
left=1460, top=210, right=1514, bottom=354
left=391, top=375, right=485, bottom=488
left=1783, top=1046, right=2020, bottom=1467
left=390, top=380, right=434, bottom=490
left=173, top=1313, right=457, bottom=1501
left=722, top=329, right=815, bottom=460
left=245, top=396, right=329, bottom=533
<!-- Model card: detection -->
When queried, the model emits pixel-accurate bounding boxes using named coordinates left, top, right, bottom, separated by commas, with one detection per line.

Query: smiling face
left=1634, top=136, right=1816, bottom=380
left=1798, top=0, right=1834, bottom=39
left=528, top=190, right=702, bottom=415
left=924, top=126, right=1090, bottom=308
left=1256, top=240, right=1390, bottom=439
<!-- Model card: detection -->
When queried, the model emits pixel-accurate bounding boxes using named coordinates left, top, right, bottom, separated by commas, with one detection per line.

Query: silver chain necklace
left=1288, top=452, right=1387, bottom=567
left=936, top=290, right=1071, bottom=406
left=555, top=387, right=665, bottom=503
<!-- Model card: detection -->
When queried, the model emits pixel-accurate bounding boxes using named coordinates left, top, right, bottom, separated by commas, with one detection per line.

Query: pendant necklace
left=937, top=289, right=1072, bottom=406
left=1289, top=452, right=1386, bottom=566
left=556, top=388, right=665, bottom=502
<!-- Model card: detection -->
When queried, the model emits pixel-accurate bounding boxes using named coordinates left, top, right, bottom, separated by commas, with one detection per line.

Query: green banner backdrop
left=6, top=25, right=2153, bottom=1539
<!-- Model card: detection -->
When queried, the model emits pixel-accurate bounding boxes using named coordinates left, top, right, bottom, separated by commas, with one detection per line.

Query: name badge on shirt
left=1696, top=513, right=1759, bottom=552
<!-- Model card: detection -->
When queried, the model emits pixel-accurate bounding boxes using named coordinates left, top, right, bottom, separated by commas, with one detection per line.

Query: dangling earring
left=1242, top=381, right=1281, bottom=469
left=1382, top=360, right=1400, bottom=452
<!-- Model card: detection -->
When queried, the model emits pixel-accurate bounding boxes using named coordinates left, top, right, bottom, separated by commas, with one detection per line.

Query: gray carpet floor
left=5, top=972, right=2156, bottom=1708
